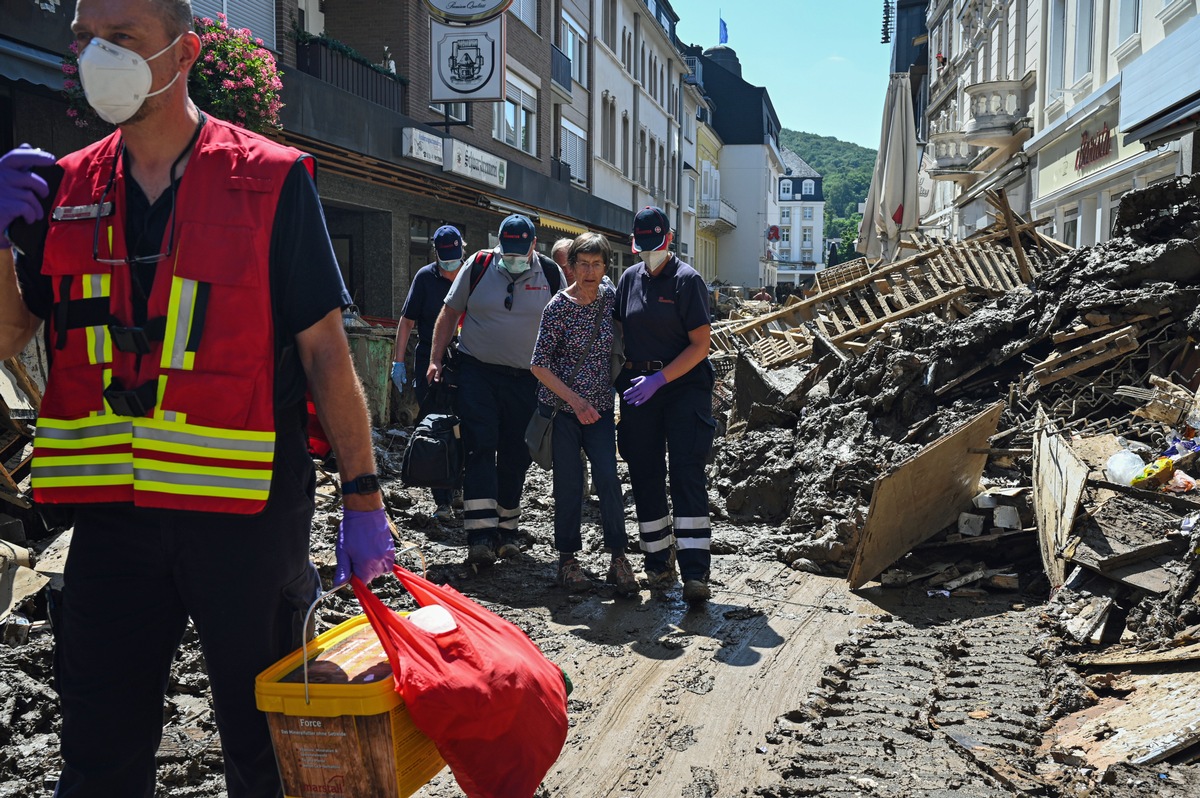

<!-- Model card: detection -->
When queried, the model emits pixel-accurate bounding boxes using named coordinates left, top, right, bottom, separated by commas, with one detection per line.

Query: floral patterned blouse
left=531, top=284, right=617, bottom=413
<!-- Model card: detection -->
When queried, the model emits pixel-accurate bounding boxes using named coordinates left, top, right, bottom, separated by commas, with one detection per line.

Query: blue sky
left=673, top=0, right=893, bottom=150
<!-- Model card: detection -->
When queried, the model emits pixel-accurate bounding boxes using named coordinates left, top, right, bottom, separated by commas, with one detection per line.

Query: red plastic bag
left=352, top=567, right=568, bottom=798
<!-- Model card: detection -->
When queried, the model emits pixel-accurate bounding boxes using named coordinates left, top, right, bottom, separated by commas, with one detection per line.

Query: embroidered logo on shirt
left=524, top=284, right=548, bottom=290
left=657, top=297, right=675, bottom=304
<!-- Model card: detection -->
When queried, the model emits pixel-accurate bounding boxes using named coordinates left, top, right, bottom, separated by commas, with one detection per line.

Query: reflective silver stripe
left=497, top=505, right=520, bottom=530
left=463, top=518, right=498, bottom=530
left=162, top=410, right=178, bottom=422
left=31, top=462, right=133, bottom=478
left=638, top=515, right=672, bottom=534
left=463, top=498, right=497, bottom=511
left=674, top=516, right=710, bottom=530
left=134, top=467, right=272, bottom=492
left=640, top=534, right=675, bottom=553
left=675, top=537, right=710, bottom=550
left=136, top=426, right=273, bottom=452
left=168, top=278, right=197, bottom=370
left=36, top=421, right=133, bottom=440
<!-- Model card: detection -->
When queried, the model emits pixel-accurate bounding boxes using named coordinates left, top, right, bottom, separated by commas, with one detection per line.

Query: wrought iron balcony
left=697, top=198, right=737, bottom=235
left=295, top=39, right=404, bottom=113
left=962, top=79, right=1025, bottom=148
left=928, top=129, right=977, bottom=181
left=550, top=44, right=573, bottom=103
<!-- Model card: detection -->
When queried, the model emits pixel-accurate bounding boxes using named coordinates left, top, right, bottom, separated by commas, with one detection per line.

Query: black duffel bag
left=401, top=413, right=464, bottom=489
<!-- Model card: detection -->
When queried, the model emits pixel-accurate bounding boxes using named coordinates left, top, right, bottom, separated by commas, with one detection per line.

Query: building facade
left=776, top=148, right=826, bottom=289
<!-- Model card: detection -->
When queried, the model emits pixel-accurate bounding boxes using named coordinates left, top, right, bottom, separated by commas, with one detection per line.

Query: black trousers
left=53, top=448, right=321, bottom=798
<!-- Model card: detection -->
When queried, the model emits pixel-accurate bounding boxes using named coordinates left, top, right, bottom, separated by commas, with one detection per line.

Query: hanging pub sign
left=424, top=0, right=512, bottom=24
left=431, top=16, right=505, bottom=102
left=1075, top=123, right=1113, bottom=171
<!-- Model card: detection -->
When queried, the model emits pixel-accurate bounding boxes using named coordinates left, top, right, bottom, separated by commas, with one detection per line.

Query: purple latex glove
left=0, top=146, right=57, bottom=248
left=334, top=508, right=395, bottom=586
left=623, top=371, right=667, bottom=407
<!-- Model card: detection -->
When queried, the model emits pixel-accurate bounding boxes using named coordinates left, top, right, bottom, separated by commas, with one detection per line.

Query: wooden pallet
left=1028, top=325, right=1140, bottom=391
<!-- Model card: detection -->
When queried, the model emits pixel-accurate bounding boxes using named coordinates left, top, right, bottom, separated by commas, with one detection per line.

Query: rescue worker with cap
left=0, top=0, right=392, bottom=794
left=427, top=214, right=565, bottom=565
left=393, top=224, right=465, bottom=520
left=615, top=206, right=717, bottom=603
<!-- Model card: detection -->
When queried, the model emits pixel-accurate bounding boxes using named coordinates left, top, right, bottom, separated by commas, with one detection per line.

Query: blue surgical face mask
left=438, top=258, right=463, bottom=272
left=502, top=254, right=531, bottom=274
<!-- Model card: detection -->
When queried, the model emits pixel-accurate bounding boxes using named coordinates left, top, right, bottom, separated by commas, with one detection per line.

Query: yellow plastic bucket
left=255, top=614, right=446, bottom=798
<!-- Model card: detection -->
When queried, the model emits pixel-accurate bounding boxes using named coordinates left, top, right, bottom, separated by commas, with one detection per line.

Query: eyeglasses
left=92, top=144, right=179, bottom=266
left=504, top=281, right=515, bottom=311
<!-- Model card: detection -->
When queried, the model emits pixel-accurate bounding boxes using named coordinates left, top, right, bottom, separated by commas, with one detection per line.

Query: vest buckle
left=103, top=379, right=159, bottom=417
left=109, top=325, right=153, bottom=355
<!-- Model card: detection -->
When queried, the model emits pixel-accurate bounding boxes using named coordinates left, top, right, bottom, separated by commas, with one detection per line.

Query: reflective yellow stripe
left=81, top=274, right=112, bottom=365
left=97, top=367, right=114, bottom=416
left=34, top=474, right=134, bottom=488
left=132, top=457, right=272, bottom=482
left=135, top=416, right=274, bottom=443
left=135, top=480, right=270, bottom=500
left=133, top=437, right=273, bottom=462
left=34, top=453, right=130, bottom=467
left=162, top=276, right=198, bottom=371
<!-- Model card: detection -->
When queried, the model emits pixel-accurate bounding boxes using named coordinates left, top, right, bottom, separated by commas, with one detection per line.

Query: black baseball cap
left=632, top=206, right=670, bottom=252
left=498, top=214, right=536, bottom=255
left=432, top=225, right=463, bottom=261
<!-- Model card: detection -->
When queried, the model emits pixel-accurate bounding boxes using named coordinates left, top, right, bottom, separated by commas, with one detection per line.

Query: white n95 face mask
left=640, top=250, right=670, bottom=270
left=77, top=34, right=184, bottom=124
left=501, top=254, right=531, bottom=274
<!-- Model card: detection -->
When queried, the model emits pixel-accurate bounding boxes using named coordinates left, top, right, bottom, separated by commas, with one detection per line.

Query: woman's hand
left=570, top=395, right=600, bottom=424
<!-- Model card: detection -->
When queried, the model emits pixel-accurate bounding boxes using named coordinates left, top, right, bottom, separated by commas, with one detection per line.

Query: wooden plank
left=1080, top=642, right=1200, bottom=667
left=1031, top=409, right=1087, bottom=589
left=847, top=401, right=1005, bottom=589
left=1051, top=315, right=1154, bottom=345
left=3, top=358, right=41, bottom=412
left=995, top=188, right=1033, bottom=283
left=833, top=287, right=969, bottom=345
left=977, top=243, right=1018, bottom=291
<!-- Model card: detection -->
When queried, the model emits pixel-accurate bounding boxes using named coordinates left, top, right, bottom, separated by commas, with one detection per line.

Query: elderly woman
left=531, top=233, right=637, bottom=595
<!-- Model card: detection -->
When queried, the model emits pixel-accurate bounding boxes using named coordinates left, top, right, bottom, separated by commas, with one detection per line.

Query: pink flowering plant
left=61, top=14, right=283, bottom=133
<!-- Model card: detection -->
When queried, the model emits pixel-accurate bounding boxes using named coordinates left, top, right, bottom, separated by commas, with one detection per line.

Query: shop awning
left=0, top=37, right=63, bottom=90
left=537, top=212, right=587, bottom=237
left=1123, top=94, right=1200, bottom=151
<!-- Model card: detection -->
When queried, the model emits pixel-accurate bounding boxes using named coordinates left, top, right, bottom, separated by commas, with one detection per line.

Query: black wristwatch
left=342, top=473, right=381, bottom=495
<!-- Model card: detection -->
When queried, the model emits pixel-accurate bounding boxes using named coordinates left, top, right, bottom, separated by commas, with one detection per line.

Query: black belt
left=458, top=352, right=531, bottom=378
left=624, top=360, right=664, bottom=372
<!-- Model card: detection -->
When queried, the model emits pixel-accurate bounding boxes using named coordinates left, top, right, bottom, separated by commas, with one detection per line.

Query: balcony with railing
left=550, top=44, right=573, bottom=103
left=962, top=79, right=1025, bottom=148
left=295, top=37, right=405, bottom=113
left=697, top=198, right=737, bottom=235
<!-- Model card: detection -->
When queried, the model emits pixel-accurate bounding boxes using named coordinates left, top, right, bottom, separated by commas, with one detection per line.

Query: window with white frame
left=429, top=101, right=467, bottom=123
left=780, top=227, right=790, bottom=243
left=193, top=0, right=275, bottom=49
left=1048, top=0, right=1066, bottom=93
left=687, top=175, right=696, bottom=210
left=802, top=227, right=813, bottom=245
left=802, top=206, right=813, bottom=220
left=801, top=249, right=813, bottom=262
left=780, top=179, right=793, bottom=200
left=509, top=0, right=537, bottom=32
left=1117, top=0, right=1141, bottom=43
left=602, top=0, right=617, bottom=51
left=781, top=208, right=791, bottom=222
left=560, top=119, right=587, bottom=186
left=802, top=179, right=815, bottom=196
left=1074, top=0, right=1093, bottom=80
left=494, top=74, right=537, bottom=155
left=562, top=13, right=587, bottom=85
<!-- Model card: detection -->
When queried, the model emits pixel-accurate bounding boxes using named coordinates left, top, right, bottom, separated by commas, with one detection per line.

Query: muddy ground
left=4, top=452, right=1200, bottom=797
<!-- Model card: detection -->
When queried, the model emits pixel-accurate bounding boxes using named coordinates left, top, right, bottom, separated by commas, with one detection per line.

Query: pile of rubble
left=707, top=174, right=1200, bottom=778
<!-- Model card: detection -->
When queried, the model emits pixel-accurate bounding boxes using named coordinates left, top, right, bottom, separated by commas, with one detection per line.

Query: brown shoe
left=556, top=560, right=590, bottom=593
left=643, top=549, right=678, bottom=590
left=606, top=556, right=640, bottom=596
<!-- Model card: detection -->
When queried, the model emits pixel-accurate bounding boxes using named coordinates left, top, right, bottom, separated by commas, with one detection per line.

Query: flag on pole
left=719, top=16, right=728, bottom=44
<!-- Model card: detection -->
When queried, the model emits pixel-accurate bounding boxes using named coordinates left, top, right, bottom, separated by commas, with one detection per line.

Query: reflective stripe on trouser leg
left=498, top=505, right=520, bottom=534
left=665, top=383, right=716, bottom=581
left=638, top=514, right=675, bottom=553
left=463, top=497, right=498, bottom=545
left=617, top=393, right=673, bottom=571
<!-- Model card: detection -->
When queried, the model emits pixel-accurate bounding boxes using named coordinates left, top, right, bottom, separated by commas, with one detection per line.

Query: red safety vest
left=31, top=117, right=308, bottom=514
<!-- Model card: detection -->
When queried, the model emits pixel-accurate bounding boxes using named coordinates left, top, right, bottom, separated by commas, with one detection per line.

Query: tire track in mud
left=758, top=603, right=1046, bottom=798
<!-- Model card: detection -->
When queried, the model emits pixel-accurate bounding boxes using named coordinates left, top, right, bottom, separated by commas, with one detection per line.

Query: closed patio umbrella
left=857, top=73, right=919, bottom=262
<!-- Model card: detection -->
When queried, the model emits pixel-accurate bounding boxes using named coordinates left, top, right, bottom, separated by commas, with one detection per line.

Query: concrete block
left=958, top=512, right=986, bottom=537
left=993, top=505, right=1021, bottom=529
left=0, top=514, right=25, bottom=544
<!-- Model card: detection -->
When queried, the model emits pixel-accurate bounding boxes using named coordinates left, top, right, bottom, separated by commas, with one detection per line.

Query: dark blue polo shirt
left=401, top=262, right=456, bottom=363
left=614, top=254, right=712, bottom=384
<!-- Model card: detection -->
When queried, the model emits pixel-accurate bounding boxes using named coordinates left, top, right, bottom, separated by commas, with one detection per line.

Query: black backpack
left=401, top=413, right=464, bottom=489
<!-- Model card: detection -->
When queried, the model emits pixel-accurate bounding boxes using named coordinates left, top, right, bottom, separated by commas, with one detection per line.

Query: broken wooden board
left=943, top=727, right=1046, bottom=793
left=1078, top=642, right=1200, bottom=667
left=847, top=401, right=1005, bottom=589
left=1028, top=325, right=1140, bottom=390
left=1047, top=669, right=1200, bottom=771
left=1066, top=494, right=1186, bottom=594
left=1032, top=409, right=1088, bottom=589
